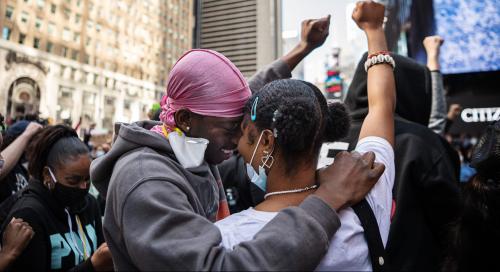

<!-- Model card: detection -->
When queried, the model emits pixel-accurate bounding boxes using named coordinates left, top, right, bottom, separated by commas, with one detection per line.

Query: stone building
left=0, top=0, right=194, bottom=130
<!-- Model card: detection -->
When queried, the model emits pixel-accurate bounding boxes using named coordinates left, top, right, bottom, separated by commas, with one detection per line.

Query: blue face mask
left=245, top=130, right=274, bottom=192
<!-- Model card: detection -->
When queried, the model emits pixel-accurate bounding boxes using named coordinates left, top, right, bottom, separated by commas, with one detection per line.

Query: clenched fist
left=352, top=0, right=385, bottom=31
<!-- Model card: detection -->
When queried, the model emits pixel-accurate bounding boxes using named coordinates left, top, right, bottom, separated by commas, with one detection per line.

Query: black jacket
left=343, top=53, right=462, bottom=271
left=1, top=181, right=104, bottom=272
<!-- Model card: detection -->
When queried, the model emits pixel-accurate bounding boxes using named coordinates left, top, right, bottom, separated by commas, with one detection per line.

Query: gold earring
left=186, top=126, right=190, bottom=132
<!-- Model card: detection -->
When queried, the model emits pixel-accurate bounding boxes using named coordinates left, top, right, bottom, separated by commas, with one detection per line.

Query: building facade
left=0, top=0, right=194, bottom=130
left=196, top=0, right=282, bottom=78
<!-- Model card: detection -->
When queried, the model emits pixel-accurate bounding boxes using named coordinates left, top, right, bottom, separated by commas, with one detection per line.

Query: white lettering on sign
left=461, top=107, right=500, bottom=123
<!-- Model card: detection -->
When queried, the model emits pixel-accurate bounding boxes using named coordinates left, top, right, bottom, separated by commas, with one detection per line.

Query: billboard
left=434, top=0, right=500, bottom=74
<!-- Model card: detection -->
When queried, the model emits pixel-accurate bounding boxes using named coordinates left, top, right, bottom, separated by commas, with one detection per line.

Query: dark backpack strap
left=352, top=198, right=387, bottom=272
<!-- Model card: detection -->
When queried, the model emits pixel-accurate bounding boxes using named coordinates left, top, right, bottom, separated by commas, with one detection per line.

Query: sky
left=281, top=0, right=368, bottom=85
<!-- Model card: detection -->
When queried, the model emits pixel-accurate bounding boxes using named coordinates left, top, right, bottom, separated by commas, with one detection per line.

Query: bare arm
left=353, top=1, right=396, bottom=147
left=0, top=123, right=42, bottom=180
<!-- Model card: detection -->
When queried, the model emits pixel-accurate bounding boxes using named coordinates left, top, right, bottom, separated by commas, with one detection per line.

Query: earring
left=185, top=126, right=190, bottom=132
left=261, top=150, right=274, bottom=169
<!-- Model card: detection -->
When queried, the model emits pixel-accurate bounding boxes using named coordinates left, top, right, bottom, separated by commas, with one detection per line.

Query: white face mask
left=245, top=130, right=273, bottom=192
left=168, top=131, right=209, bottom=168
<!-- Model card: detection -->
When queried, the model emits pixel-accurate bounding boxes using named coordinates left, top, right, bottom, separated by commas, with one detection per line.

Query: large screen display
left=434, top=0, right=500, bottom=74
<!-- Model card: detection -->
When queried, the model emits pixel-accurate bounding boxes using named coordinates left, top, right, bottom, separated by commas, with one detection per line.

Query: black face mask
left=53, top=182, right=89, bottom=212
left=48, top=167, right=89, bottom=213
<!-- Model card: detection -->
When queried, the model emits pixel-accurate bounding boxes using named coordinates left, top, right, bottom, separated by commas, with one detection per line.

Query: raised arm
left=248, top=15, right=330, bottom=92
left=424, top=36, right=447, bottom=135
left=353, top=1, right=396, bottom=146
left=0, top=122, right=42, bottom=180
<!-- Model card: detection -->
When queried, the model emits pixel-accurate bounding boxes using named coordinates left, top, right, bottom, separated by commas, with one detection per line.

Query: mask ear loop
left=47, top=167, right=58, bottom=190
left=249, top=130, right=265, bottom=166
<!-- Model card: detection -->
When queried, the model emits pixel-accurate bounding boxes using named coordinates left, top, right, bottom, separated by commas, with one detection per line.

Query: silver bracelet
left=364, top=53, right=396, bottom=72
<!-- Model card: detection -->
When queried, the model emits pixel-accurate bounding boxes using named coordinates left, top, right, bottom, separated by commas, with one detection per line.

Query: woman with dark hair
left=0, top=125, right=112, bottom=271
left=443, top=120, right=500, bottom=271
left=216, top=2, right=396, bottom=270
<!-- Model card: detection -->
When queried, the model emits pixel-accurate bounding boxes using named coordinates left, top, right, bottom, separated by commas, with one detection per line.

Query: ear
left=174, top=108, right=193, bottom=133
left=42, top=167, right=52, bottom=187
left=261, top=129, right=276, bottom=153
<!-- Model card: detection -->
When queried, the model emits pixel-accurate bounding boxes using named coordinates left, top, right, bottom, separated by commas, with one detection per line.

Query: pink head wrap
left=160, top=49, right=251, bottom=126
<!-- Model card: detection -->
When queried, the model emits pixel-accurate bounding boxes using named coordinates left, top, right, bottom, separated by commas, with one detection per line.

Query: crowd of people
left=0, top=1, right=498, bottom=271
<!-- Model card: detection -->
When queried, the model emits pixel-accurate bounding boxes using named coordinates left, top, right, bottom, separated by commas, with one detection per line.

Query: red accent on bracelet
left=368, top=51, right=390, bottom=59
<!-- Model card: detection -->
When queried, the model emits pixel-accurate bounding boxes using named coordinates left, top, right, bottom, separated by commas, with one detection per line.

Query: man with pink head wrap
left=159, top=49, right=251, bottom=127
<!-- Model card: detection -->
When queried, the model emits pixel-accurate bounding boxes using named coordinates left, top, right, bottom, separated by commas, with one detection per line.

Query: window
left=19, top=34, right=26, bottom=44
left=35, top=18, right=42, bottom=29
left=63, top=28, right=71, bottom=41
left=48, top=22, right=56, bottom=35
left=77, top=0, right=82, bottom=7
left=63, top=8, right=70, bottom=19
left=96, top=24, right=101, bottom=32
left=62, top=46, right=68, bottom=57
left=37, top=0, right=45, bottom=8
left=2, top=27, right=11, bottom=40
left=86, top=38, right=91, bottom=46
left=6, top=6, right=14, bottom=20
left=71, top=50, right=78, bottom=60
left=72, top=33, right=80, bottom=43
left=46, top=42, right=53, bottom=53
left=75, top=14, right=81, bottom=24
left=20, top=12, right=29, bottom=23
left=50, top=4, right=56, bottom=13
left=34, top=38, right=40, bottom=48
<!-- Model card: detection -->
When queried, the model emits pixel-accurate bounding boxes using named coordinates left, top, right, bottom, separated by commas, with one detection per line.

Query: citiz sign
left=461, top=107, right=500, bottom=123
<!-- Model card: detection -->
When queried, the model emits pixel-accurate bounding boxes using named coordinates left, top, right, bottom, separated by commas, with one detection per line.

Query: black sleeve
left=6, top=208, right=49, bottom=272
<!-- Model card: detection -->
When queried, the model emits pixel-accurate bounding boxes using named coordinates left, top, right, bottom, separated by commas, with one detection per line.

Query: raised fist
left=352, top=0, right=385, bottom=31
left=423, top=35, right=444, bottom=56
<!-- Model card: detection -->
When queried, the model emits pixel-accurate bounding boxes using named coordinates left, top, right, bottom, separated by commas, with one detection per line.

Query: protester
left=443, top=120, right=500, bottom=271
left=0, top=128, right=34, bottom=271
left=215, top=4, right=395, bottom=271
left=90, top=17, right=384, bottom=272
left=1, top=125, right=112, bottom=271
left=0, top=121, right=42, bottom=203
left=343, top=35, right=462, bottom=272
left=82, top=123, right=95, bottom=150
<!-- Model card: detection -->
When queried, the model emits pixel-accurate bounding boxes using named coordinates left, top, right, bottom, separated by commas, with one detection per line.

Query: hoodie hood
left=345, top=52, right=432, bottom=126
left=90, top=120, right=173, bottom=196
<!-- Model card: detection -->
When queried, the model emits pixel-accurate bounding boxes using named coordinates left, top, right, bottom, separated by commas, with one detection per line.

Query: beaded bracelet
left=364, top=52, right=396, bottom=72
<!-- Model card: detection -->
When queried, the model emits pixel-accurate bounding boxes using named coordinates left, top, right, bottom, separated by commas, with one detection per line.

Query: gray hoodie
left=90, top=60, right=343, bottom=271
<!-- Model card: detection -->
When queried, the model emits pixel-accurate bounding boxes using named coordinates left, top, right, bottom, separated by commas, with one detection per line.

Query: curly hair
left=27, top=125, right=89, bottom=182
left=244, top=79, right=350, bottom=174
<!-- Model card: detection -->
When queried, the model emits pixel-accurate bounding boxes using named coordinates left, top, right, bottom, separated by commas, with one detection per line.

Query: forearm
left=281, top=42, right=312, bottom=72
left=360, top=28, right=396, bottom=144
left=428, top=71, right=447, bottom=134
left=366, top=28, right=396, bottom=109
left=0, top=134, right=30, bottom=179
left=0, top=251, right=16, bottom=271
left=427, top=53, right=440, bottom=71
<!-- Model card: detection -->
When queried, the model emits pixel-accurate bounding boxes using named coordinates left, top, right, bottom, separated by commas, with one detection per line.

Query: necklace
left=264, top=185, right=318, bottom=199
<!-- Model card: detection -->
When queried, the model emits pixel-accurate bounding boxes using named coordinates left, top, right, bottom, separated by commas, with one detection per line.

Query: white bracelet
left=364, top=54, right=396, bottom=72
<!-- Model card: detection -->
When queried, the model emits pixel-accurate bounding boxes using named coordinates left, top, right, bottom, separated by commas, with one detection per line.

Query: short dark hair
left=244, top=79, right=350, bottom=173
left=27, top=125, right=89, bottom=181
